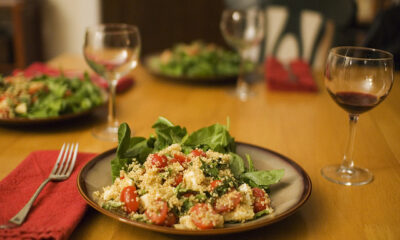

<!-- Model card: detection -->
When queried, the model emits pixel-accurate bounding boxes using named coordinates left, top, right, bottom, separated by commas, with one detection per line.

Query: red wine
left=328, top=91, right=382, bottom=114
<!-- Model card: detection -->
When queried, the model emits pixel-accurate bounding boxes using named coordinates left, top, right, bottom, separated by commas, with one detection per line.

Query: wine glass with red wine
left=84, top=24, right=141, bottom=141
left=322, top=46, right=394, bottom=185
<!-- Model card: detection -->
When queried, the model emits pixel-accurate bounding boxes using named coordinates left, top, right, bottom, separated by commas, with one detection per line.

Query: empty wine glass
left=220, top=8, right=264, bottom=101
left=322, top=46, right=394, bottom=185
left=84, top=24, right=141, bottom=141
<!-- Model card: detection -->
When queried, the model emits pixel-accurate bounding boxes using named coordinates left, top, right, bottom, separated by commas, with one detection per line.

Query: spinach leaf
left=255, top=209, right=270, bottom=218
left=246, top=154, right=255, bottom=172
left=111, top=123, right=154, bottom=181
left=214, top=177, right=238, bottom=196
left=200, top=160, right=219, bottom=178
left=116, top=123, right=154, bottom=163
left=111, top=157, right=130, bottom=182
left=229, top=152, right=245, bottom=177
left=181, top=199, right=193, bottom=213
left=152, top=117, right=187, bottom=151
left=183, top=123, right=235, bottom=153
left=116, top=123, right=131, bottom=158
left=242, top=169, right=285, bottom=188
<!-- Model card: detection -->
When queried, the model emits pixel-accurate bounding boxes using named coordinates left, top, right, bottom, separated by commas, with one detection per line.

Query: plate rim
left=77, top=142, right=312, bottom=235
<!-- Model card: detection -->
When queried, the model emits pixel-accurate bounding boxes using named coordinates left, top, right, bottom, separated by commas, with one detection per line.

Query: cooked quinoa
left=94, top=143, right=274, bottom=230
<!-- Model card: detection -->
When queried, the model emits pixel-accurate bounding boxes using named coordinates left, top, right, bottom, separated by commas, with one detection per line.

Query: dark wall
left=101, top=0, right=228, bottom=56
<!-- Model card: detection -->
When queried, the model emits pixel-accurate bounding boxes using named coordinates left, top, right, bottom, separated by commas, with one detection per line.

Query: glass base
left=227, top=87, right=256, bottom=101
left=321, top=165, right=373, bottom=186
left=92, top=121, right=126, bottom=142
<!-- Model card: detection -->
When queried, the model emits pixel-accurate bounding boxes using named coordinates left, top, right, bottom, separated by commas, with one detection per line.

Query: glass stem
left=108, top=79, right=118, bottom=125
left=236, top=51, right=249, bottom=100
left=340, top=114, right=359, bottom=172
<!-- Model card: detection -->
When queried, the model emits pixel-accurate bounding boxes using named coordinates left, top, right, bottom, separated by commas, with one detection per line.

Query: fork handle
left=9, top=178, right=51, bottom=225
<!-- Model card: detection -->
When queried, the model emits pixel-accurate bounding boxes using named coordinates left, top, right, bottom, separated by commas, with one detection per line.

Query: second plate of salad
left=144, top=41, right=240, bottom=83
left=0, top=71, right=106, bottom=125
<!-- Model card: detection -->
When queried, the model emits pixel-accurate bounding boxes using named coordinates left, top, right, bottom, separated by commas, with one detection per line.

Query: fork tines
left=52, top=143, right=79, bottom=177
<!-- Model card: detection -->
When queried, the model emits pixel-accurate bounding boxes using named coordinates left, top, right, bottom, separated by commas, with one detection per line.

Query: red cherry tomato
left=191, top=149, right=206, bottom=157
left=210, top=180, right=222, bottom=191
left=172, top=173, right=183, bottom=187
left=145, top=200, right=168, bottom=225
left=214, top=191, right=242, bottom=213
left=252, top=187, right=267, bottom=213
left=170, top=154, right=189, bottom=167
left=190, top=203, right=217, bottom=229
left=151, top=154, right=168, bottom=168
left=173, top=154, right=189, bottom=164
left=163, top=212, right=177, bottom=227
left=120, top=186, right=139, bottom=213
left=183, top=192, right=195, bottom=198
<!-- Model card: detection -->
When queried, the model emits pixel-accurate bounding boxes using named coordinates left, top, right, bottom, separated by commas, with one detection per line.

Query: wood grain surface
left=0, top=54, right=399, bottom=240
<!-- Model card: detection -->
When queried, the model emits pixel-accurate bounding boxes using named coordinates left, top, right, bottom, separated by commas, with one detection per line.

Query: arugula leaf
left=229, top=152, right=245, bottom=177
left=242, top=169, right=285, bottom=188
left=183, top=123, right=235, bottom=153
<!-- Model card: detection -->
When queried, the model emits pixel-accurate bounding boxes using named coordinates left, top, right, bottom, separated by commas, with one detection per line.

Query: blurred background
left=0, top=0, right=398, bottom=74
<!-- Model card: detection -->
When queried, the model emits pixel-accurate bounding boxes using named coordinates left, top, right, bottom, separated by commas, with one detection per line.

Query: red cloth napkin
left=12, top=62, right=134, bottom=93
left=265, top=57, right=318, bottom=92
left=0, top=151, right=96, bottom=240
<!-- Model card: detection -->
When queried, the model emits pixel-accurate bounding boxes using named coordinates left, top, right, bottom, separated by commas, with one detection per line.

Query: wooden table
left=1, top=54, right=399, bottom=239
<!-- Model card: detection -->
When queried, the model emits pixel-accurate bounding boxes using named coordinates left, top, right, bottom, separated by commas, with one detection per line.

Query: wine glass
left=220, top=8, right=264, bottom=101
left=84, top=24, right=141, bottom=141
left=322, top=46, right=394, bottom=185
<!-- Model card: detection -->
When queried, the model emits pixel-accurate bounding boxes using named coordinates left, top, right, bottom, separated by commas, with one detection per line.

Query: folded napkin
left=0, top=151, right=96, bottom=240
left=265, top=57, right=318, bottom=92
left=12, top=62, right=134, bottom=93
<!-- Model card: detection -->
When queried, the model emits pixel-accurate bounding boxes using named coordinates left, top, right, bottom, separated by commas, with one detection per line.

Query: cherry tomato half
left=120, top=186, right=139, bottom=213
left=172, top=173, right=183, bottom=187
left=151, top=154, right=168, bottom=168
left=173, top=154, right=189, bottom=164
left=190, top=203, right=217, bottom=230
left=214, top=191, right=242, bottom=213
left=210, top=180, right=222, bottom=191
left=169, top=154, right=189, bottom=167
left=252, top=187, right=267, bottom=213
left=191, top=149, right=207, bottom=157
left=163, top=212, right=177, bottom=227
left=145, top=200, right=168, bottom=225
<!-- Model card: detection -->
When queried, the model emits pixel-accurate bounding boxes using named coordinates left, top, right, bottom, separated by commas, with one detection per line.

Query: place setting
left=0, top=2, right=399, bottom=240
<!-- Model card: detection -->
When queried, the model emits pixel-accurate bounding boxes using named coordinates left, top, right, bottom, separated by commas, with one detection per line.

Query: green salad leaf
left=152, top=117, right=188, bottom=151
left=111, top=117, right=284, bottom=188
left=229, top=152, right=245, bottom=177
left=152, top=41, right=241, bottom=78
left=0, top=72, right=104, bottom=119
left=242, top=169, right=285, bottom=188
left=183, top=123, right=235, bottom=153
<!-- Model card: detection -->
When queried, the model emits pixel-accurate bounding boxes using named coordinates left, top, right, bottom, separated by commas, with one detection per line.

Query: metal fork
left=0, top=143, right=79, bottom=229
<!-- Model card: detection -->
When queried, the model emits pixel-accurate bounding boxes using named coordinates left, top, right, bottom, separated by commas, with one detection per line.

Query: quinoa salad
left=94, top=117, right=284, bottom=230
